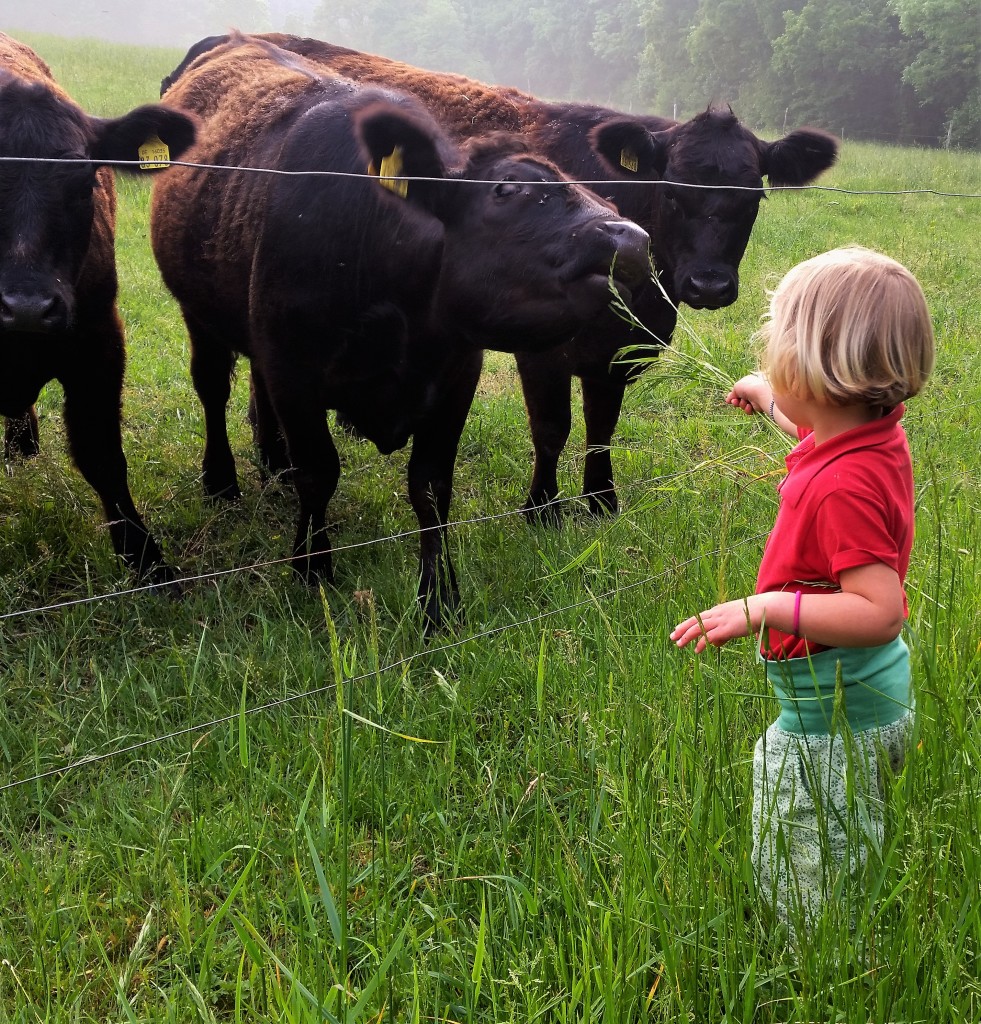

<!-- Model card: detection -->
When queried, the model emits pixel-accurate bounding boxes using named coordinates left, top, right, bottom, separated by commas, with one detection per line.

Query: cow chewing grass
left=151, top=36, right=652, bottom=631
left=164, top=33, right=838, bottom=521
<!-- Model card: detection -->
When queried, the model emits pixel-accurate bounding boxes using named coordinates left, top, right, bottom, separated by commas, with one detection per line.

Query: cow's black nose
left=0, top=292, right=65, bottom=333
left=682, top=271, right=737, bottom=310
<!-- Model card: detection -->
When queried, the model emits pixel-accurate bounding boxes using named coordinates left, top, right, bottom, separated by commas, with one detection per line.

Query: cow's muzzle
left=679, top=268, right=738, bottom=310
left=0, top=289, right=69, bottom=334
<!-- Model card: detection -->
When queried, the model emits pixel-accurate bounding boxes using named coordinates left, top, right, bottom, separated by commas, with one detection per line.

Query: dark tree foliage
left=9, top=0, right=978, bottom=146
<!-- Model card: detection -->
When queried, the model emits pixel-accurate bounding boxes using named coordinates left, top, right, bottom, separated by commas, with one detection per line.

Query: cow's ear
left=760, top=128, right=838, bottom=187
left=90, top=105, right=198, bottom=171
left=590, top=118, right=663, bottom=179
left=356, top=103, right=453, bottom=212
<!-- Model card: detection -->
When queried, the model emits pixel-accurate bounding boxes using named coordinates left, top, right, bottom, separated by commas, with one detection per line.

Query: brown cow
left=0, top=33, right=196, bottom=583
left=151, top=38, right=651, bottom=629
left=165, top=34, right=838, bottom=520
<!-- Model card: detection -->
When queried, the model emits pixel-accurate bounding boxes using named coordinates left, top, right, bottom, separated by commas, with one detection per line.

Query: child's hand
left=671, top=596, right=765, bottom=653
left=725, top=372, right=772, bottom=416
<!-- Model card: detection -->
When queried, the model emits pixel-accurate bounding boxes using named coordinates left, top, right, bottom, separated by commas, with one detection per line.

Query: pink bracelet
left=792, top=590, right=803, bottom=637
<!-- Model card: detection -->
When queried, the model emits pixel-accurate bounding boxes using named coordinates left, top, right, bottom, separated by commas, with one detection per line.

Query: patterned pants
left=751, top=711, right=912, bottom=941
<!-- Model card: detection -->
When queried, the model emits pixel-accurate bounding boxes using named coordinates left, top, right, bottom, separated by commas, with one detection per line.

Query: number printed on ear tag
left=619, top=147, right=639, bottom=173
left=139, top=135, right=171, bottom=170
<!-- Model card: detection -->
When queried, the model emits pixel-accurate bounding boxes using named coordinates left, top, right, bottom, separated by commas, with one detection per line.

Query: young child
left=670, top=246, right=935, bottom=939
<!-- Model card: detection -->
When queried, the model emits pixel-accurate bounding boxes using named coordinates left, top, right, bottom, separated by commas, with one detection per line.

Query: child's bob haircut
left=761, top=246, right=935, bottom=409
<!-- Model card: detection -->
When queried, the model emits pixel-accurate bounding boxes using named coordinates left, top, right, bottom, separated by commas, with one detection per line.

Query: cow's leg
left=515, top=353, right=573, bottom=525
left=408, top=354, right=483, bottom=633
left=61, top=369, right=173, bottom=585
left=263, top=368, right=338, bottom=583
left=248, top=368, right=291, bottom=481
left=581, top=373, right=628, bottom=516
left=184, top=310, right=240, bottom=500
left=3, top=408, right=40, bottom=460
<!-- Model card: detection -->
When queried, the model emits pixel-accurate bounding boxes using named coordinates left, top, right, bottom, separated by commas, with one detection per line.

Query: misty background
left=2, top=0, right=978, bottom=147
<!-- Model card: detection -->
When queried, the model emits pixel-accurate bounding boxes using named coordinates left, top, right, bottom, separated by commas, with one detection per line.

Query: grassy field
left=1, top=31, right=979, bottom=1024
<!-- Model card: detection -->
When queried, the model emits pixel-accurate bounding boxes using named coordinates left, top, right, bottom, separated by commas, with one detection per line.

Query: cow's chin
left=567, top=272, right=632, bottom=321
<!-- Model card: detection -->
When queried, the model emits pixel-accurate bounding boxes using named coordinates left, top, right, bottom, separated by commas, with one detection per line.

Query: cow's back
left=0, top=32, right=56, bottom=88
left=154, top=42, right=343, bottom=333
left=162, top=33, right=536, bottom=141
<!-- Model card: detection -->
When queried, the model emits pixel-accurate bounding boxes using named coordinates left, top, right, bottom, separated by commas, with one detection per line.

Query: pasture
left=1, top=32, right=979, bottom=1024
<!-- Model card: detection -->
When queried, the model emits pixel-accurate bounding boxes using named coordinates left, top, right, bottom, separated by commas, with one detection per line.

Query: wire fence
left=1, top=155, right=979, bottom=199
left=4, top=383, right=979, bottom=797
left=0, top=518, right=771, bottom=795
left=0, top=445, right=774, bottom=624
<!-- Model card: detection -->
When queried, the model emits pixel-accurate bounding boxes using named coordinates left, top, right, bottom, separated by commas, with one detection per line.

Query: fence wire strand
left=0, top=527, right=769, bottom=795
left=0, top=446, right=771, bottom=623
left=2, top=395, right=978, bottom=794
left=1, top=155, right=978, bottom=199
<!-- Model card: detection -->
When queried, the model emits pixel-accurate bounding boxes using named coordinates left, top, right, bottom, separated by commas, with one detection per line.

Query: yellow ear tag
left=620, top=147, right=639, bottom=173
left=374, top=146, right=408, bottom=199
left=138, top=135, right=171, bottom=170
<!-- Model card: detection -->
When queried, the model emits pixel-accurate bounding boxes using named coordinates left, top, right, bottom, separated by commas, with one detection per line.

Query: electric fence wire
left=0, top=445, right=774, bottom=623
left=0, top=154, right=979, bottom=199
left=1, top=399, right=977, bottom=794
left=2, top=394, right=977, bottom=626
left=0, top=527, right=770, bottom=795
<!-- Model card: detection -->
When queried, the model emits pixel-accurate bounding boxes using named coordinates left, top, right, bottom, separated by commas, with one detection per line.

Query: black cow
left=0, top=33, right=195, bottom=583
left=163, top=35, right=839, bottom=520
left=151, top=39, right=651, bottom=628
left=514, top=105, right=838, bottom=517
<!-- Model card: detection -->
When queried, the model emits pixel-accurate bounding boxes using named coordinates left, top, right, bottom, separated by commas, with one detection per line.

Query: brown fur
left=155, top=39, right=348, bottom=321
left=239, top=34, right=537, bottom=137
left=0, top=31, right=57, bottom=87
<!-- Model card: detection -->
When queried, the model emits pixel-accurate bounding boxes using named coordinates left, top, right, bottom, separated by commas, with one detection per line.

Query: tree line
left=7, top=0, right=978, bottom=146
left=308, top=0, right=977, bottom=147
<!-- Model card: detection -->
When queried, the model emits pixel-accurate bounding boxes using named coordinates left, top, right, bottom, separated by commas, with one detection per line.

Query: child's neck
left=811, top=403, right=882, bottom=445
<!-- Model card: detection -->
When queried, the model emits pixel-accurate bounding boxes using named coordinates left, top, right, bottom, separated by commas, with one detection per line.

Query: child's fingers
left=671, top=616, right=708, bottom=648
left=725, top=392, right=758, bottom=414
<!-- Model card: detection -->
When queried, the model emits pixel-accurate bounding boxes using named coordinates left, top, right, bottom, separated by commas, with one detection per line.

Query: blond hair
left=761, top=246, right=935, bottom=409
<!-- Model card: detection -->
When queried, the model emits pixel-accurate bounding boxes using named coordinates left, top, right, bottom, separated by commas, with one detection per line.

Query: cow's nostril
left=0, top=292, right=62, bottom=332
left=682, top=272, right=738, bottom=309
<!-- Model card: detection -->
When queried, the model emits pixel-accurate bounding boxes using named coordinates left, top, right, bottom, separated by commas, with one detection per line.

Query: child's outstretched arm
left=727, top=373, right=798, bottom=437
left=670, top=563, right=906, bottom=654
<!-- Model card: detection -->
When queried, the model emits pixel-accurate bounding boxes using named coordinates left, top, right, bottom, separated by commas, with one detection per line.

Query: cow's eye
left=494, top=179, right=523, bottom=198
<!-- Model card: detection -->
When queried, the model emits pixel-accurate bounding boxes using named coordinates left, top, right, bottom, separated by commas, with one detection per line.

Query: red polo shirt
left=756, top=404, right=913, bottom=660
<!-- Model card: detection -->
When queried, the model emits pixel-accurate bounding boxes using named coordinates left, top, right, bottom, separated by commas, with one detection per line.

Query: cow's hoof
left=292, top=553, right=334, bottom=585
left=521, top=497, right=565, bottom=527
left=585, top=491, right=619, bottom=517
left=203, top=477, right=242, bottom=502
left=421, top=601, right=463, bottom=638
left=139, top=561, right=186, bottom=598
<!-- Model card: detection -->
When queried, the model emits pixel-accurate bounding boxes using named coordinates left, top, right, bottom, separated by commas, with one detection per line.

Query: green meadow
left=1, top=31, right=979, bottom=1024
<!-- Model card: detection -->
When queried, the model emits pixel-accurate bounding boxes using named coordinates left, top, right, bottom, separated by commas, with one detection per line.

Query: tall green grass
left=1, top=33, right=979, bottom=1024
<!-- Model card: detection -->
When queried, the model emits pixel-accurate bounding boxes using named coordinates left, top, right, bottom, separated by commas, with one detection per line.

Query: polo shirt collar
left=779, top=403, right=905, bottom=508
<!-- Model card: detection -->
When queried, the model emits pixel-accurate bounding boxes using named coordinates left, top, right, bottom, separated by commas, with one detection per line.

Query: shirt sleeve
left=814, top=484, right=902, bottom=580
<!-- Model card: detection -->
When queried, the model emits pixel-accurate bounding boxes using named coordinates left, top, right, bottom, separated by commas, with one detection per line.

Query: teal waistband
left=764, top=636, right=911, bottom=735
